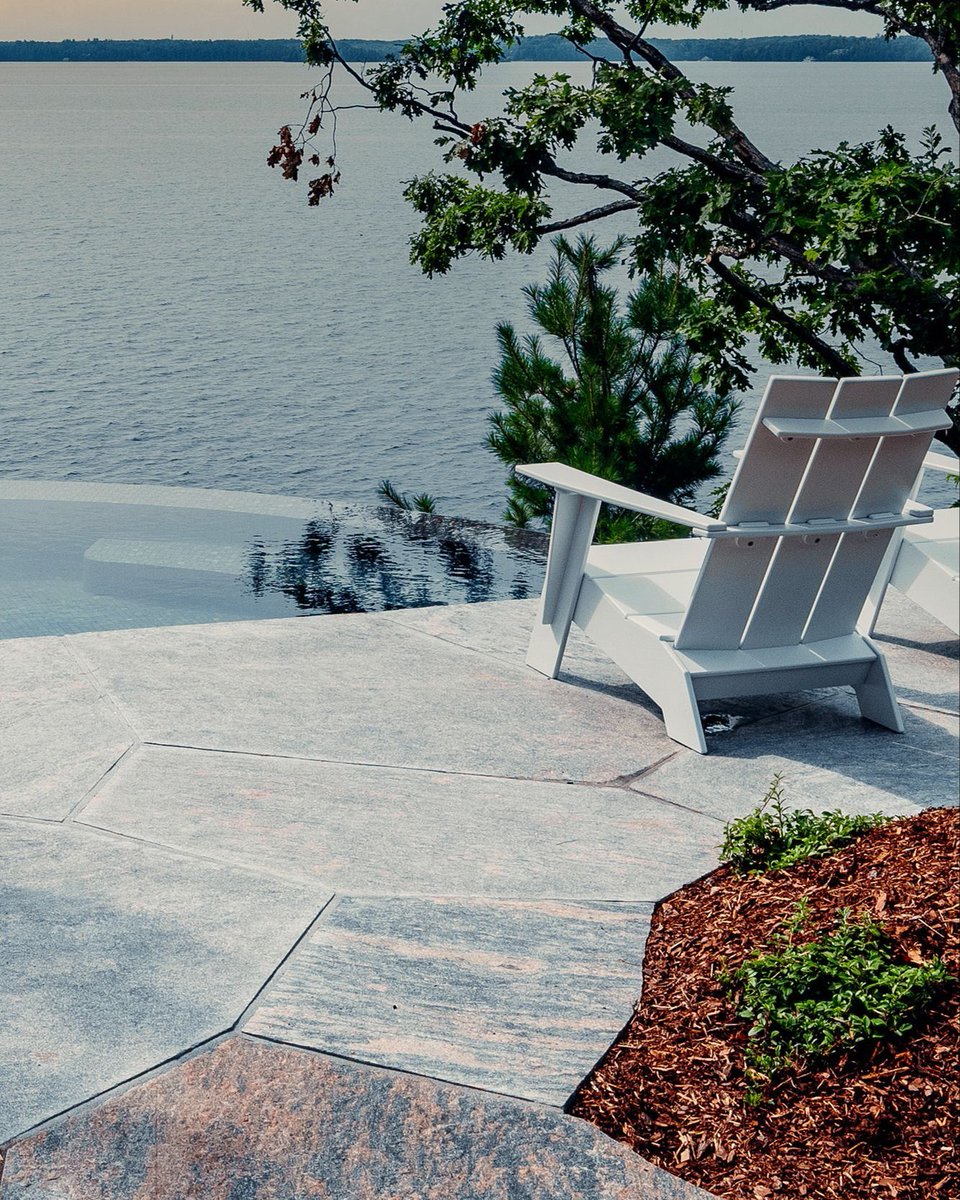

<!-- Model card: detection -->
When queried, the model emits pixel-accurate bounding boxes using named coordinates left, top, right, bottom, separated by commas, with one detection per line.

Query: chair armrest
left=516, top=462, right=727, bottom=533
left=922, top=451, right=959, bottom=475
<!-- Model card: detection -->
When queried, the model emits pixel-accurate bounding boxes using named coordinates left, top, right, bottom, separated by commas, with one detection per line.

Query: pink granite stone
left=0, top=1037, right=715, bottom=1199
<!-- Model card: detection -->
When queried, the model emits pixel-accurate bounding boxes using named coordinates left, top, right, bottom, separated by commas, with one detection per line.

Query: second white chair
left=862, top=451, right=959, bottom=635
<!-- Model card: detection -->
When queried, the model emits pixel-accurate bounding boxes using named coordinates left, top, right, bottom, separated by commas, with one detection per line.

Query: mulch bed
left=570, top=805, right=958, bottom=1200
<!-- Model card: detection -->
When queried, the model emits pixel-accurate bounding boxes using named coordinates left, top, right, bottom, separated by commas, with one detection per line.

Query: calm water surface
left=1, top=61, right=955, bottom=518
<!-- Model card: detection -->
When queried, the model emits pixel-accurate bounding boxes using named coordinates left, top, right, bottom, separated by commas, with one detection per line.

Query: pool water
left=0, top=482, right=547, bottom=641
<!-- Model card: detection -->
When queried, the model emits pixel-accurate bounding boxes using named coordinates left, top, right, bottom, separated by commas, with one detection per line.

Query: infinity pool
left=0, top=482, right=547, bottom=641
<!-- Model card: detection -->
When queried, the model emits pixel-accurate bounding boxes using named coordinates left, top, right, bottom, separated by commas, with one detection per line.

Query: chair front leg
left=659, top=671, right=709, bottom=754
left=527, top=490, right=600, bottom=679
left=854, top=648, right=905, bottom=733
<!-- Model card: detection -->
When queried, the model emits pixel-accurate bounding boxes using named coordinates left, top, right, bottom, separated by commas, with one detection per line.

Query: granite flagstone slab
left=870, top=591, right=959, bottom=714
left=244, top=895, right=651, bottom=1106
left=380, top=602, right=856, bottom=731
left=380, top=598, right=643, bottom=698
left=383, top=593, right=959, bottom=729
left=0, top=819, right=325, bottom=1143
left=68, top=613, right=676, bottom=780
left=0, top=1036, right=715, bottom=1200
left=78, top=743, right=721, bottom=899
left=635, top=689, right=958, bottom=823
left=0, top=638, right=134, bottom=820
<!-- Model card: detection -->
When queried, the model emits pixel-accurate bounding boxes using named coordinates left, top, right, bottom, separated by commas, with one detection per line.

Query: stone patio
left=1, top=590, right=956, bottom=1197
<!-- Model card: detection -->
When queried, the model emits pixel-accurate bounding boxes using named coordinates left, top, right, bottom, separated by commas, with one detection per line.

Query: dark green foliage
left=723, top=903, right=950, bottom=1093
left=405, top=176, right=549, bottom=275
left=628, top=124, right=960, bottom=398
left=720, top=775, right=888, bottom=873
left=487, top=235, right=738, bottom=540
left=247, top=0, right=960, bottom=453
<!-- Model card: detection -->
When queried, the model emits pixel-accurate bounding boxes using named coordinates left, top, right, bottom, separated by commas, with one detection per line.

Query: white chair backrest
left=674, top=369, right=958, bottom=652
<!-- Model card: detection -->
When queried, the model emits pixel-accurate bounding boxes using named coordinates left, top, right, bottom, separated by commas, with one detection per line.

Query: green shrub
left=723, top=904, right=949, bottom=1095
left=487, top=235, right=738, bottom=543
left=720, top=774, right=888, bottom=873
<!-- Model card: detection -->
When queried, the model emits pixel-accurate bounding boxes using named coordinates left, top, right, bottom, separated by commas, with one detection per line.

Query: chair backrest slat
left=675, top=377, right=836, bottom=651
left=853, top=370, right=958, bottom=517
left=739, top=533, right=842, bottom=649
left=673, top=538, right=778, bottom=650
left=804, top=368, right=959, bottom=642
left=740, top=377, right=901, bottom=649
left=788, top=377, right=902, bottom=520
left=802, top=528, right=896, bottom=642
left=719, top=377, right=838, bottom=524
left=674, top=369, right=956, bottom=654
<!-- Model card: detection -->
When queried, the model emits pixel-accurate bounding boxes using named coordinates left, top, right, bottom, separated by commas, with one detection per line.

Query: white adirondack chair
left=861, top=451, right=959, bottom=635
left=519, top=369, right=958, bottom=754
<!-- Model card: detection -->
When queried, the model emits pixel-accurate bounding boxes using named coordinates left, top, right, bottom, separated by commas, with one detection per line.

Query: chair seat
left=666, top=633, right=876, bottom=678
left=583, top=538, right=878, bottom=676
left=900, top=507, right=959, bottom=561
left=584, top=538, right=707, bottom=622
left=890, top=507, right=959, bottom=632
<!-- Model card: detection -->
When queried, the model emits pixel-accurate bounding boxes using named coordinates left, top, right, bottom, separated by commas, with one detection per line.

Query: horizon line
left=1, top=32, right=903, bottom=44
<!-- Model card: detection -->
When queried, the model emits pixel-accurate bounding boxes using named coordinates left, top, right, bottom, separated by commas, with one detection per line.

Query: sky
left=0, top=0, right=885, bottom=41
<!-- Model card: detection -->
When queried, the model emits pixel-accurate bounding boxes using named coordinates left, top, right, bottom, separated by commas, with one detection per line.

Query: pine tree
left=487, top=235, right=739, bottom=543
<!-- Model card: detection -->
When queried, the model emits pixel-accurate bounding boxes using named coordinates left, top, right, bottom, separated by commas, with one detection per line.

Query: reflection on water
left=243, top=508, right=534, bottom=613
left=0, top=485, right=547, bottom=641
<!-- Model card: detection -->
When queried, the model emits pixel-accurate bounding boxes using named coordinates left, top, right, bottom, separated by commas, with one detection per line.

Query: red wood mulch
left=570, top=805, right=959, bottom=1200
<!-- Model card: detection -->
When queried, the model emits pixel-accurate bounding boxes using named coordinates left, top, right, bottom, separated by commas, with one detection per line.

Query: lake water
left=1, top=61, right=956, bottom=520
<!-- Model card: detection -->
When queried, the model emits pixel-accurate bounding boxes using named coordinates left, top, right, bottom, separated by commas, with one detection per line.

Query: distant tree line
left=506, top=33, right=931, bottom=62
left=0, top=34, right=931, bottom=63
left=0, top=39, right=308, bottom=62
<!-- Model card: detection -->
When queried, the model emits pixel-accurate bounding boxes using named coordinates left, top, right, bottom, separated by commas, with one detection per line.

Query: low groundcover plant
left=720, top=774, right=888, bottom=873
left=723, top=902, right=950, bottom=1101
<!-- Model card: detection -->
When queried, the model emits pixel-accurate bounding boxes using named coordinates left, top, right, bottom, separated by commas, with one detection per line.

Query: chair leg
left=854, top=652, right=904, bottom=733
left=526, top=491, right=600, bottom=679
left=659, top=673, right=709, bottom=754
